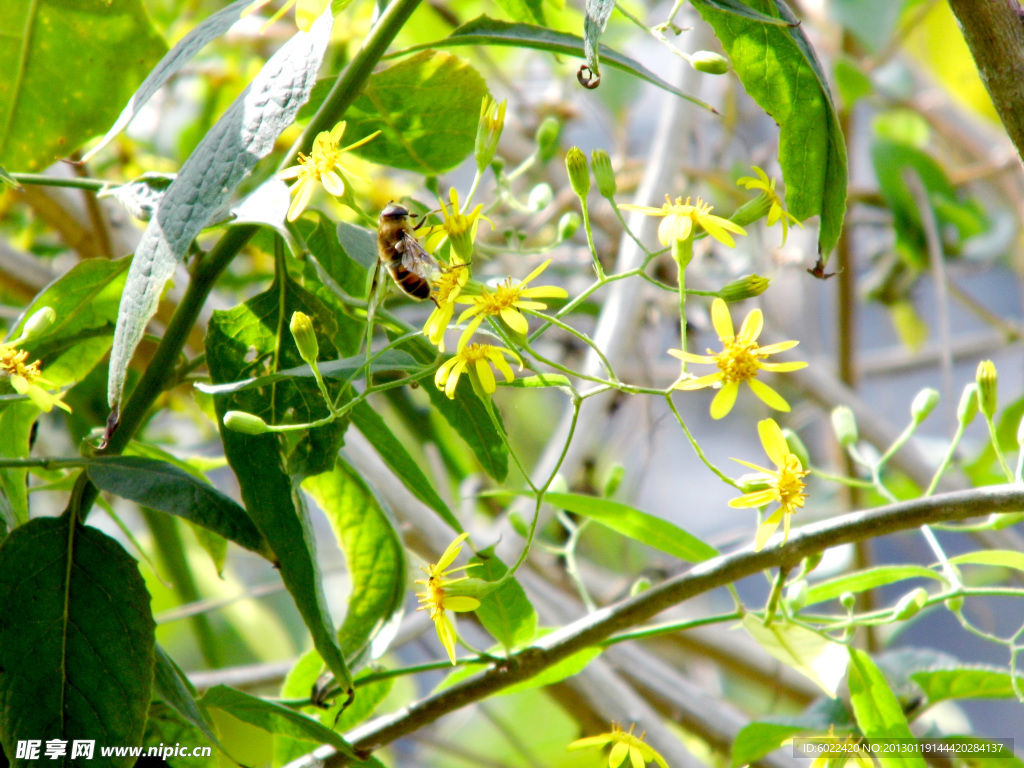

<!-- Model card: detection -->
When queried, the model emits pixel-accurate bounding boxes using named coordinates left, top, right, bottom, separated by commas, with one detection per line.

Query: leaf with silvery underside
left=81, top=0, right=255, bottom=163
left=581, top=0, right=614, bottom=84
left=107, top=10, right=334, bottom=412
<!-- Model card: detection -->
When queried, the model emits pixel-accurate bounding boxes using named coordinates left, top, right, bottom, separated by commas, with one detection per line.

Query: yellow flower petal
left=758, top=418, right=789, bottom=467
left=710, top=382, right=739, bottom=419
left=748, top=378, right=791, bottom=412
left=711, top=298, right=734, bottom=340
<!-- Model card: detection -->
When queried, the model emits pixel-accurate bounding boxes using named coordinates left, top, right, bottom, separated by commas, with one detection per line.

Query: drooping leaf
left=351, top=400, right=459, bottom=532
left=107, top=10, right=333, bottom=410
left=848, top=648, right=927, bottom=768
left=206, top=287, right=353, bottom=696
left=804, top=565, right=946, bottom=607
left=691, top=0, right=848, bottom=260
left=0, top=516, right=155, bottom=766
left=393, top=16, right=715, bottom=110
left=81, top=0, right=254, bottom=162
left=470, top=546, right=538, bottom=650
left=304, top=460, right=406, bottom=663
left=0, top=402, right=37, bottom=528
left=910, top=667, right=1024, bottom=704
left=742, top=615, right=848, bottom=698
left=152, top=645, right=222, bottom=753
left=199, top=685, right=360, bottom=758
left=0, top=0, right=166, bottom=171
left=143, top=702, right=217, bottom=767
left=544, top=492, right=718, bottom=562
left=86, top=456, right=270, bottom=558
left=302, top=51, right=488, bottom=174
left=580, top=0, right=615, bottom=86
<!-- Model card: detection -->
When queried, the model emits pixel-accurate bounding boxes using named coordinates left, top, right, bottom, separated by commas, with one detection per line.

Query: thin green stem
left=601, top=610, right=744, bottom=646
left=671, top=237, right=693, bottom=361
left=578, top=197, right=605, bottom=280
left=10, top=173, right=107, bottom=192
left=664, top=393, right=741, bottom=489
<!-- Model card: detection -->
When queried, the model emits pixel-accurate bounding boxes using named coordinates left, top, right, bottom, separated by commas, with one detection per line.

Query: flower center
left=472, top=281, right=521, bottom=317
left=774, top=455, right=808, bottom=510
left=0, top=345, right=41, bottom=382
left=460, top=344, right=491, bottom=363
left=716, top=339, right=762, bottom=382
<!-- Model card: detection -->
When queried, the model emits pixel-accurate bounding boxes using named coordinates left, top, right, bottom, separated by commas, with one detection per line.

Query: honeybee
left=376, top=202, right=442, bottom=304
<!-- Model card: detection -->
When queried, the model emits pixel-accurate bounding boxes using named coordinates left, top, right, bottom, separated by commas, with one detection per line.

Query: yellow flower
left=423, top=251, right=471, bottom=353
left=277, top=122, right=379, bottom=222
left=415, top=533, right=482, bottom=664
left=568, top=723, right=670, bottom=768
left=434, top=343, right=522, bottom=399
left=455, top=260, right=567, bottom=349
left=671, top=298, right=807, bottom=419
left=0, top=344, right=71, bottom=413
left=619, top=195, right=746, bottom=247
left=737, top=166, right=802, bottom=246
left=425, top=187, right=491, bottom=262
left=729, top=418, right=809, bottom=551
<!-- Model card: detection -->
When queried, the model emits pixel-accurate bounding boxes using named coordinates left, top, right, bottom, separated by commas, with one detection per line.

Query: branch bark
left=283, top=484, right=1024, bottom=768
left=948, top=0, right=1024, bottom=164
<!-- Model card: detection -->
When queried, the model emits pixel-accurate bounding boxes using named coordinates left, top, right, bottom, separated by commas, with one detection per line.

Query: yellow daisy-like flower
left=736, top=166, right=802, bottom=246
left=423, top=251, right=471, bottom=353
left=434, top=343, right=522, bottom=399
left=415, top=533, right=482, bottom=664
left=568, top=723, right=670, bottom=768
left=425, top=188, right=492, bottom=263
left=455, top=260, right=568, bottom=349
left=671, top=298, right=807, bottom=419
left=0, top=344, right=71, bottom=413
left=619, top=195, right=746, bottom=248
left=729, top=418, right=809, bottom=551
left=277, top=122, right=379, bottom=222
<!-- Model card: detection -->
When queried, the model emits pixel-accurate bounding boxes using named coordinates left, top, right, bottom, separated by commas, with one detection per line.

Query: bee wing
left=396, top=232, right=438, bottom=275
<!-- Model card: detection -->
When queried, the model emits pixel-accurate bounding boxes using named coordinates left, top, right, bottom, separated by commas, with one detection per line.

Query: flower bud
left=535, top=116, right=561, bottom=163
left=445, top=576, right=500, bottom=601
left=290, top=311, right=319, bottom=366
left=557, top=211, right=581, bottom=240
left=630, top=576, right=652, bottom=596
left=840, top=591, right=856, bottom=610
left=786, top=579, right=809, bottom=611
left=976, top=360, right=997, bottom=419
left=957, top=383, right=979, bottom=425
left=944, top=595, right=964, bottom=613
left=831, top=405, right=858, bottom=448
left=475, top=95, right=507, bottom=171
left=566, top=147, right=591, bottom=200
left=729, top=192, right=773, bottom=229
left=603, top=463, right=625, bottom=497
left=910, top=388, right=939, bottom=424
left=224, top=410, right=269, bottom=435
left=782, top=428, right=810, bottom=470
left=892, top=587, right=928, bottom=621
left=690, top=51, right=730, bottom=75
left=528, top=183, right=553, bottom=211
left=20, top=306, right=56, bottom=342
left=718, top=274, right=771, bottom=302
left=591, top=149, right=617, bottom=198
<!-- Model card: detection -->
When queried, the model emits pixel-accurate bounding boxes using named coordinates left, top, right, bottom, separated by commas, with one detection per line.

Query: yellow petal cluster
left=415, top=533, right=482, bottom=664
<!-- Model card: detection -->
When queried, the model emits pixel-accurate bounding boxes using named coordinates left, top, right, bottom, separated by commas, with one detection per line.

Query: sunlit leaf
left=743, top=615, right=848, bottom=698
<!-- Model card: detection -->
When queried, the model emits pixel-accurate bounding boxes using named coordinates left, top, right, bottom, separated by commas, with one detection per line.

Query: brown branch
left=948, top=0, right=1024, bottom=164
left=282, top=485, right=1024, bottom=768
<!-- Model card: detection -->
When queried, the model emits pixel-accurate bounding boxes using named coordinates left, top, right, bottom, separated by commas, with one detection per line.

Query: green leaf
left=274, top=648, right=394, bottom=766
left=950, top=549, right=1024, bottom=573
left=152, top=645, right=223, bottom=753
left=742, top=615, right=848, bottom=697
left=910, top=667, right=1024, bottom=704
left=503, top=373, right=574, bottom=392
left=207, top=289, right=353, bottom=695
left=494, top=0, right=546, bottom=25
left=691, top=0, right=848, bottom=259
left=848, top=648, right=926, bottom=768
left=470, top=546, right=538, bottom=650
left=86, top=456, right=270, bottom=558
left=336, top=220, right=379, bottom=274
left=0, top=516, right=155, bottom=766
left=394, top=17, right=715, bottom=111
left=143, top=702, right=216, bottom=767
left=544, top=491, right=717, bottom=562
left=804, top=565, right=946, bottom=606
left=7, top=256, right=130, bottom=390
left=351, top=400, right=459, bottom=532
left=107, top=12, right=334, bottom=410
left=731, top=722, right=807, bottom=767
left=0, top=0, right=166, bottom=171
left=304, top=460, right=406, bottom=662
left=0, top=402, right=37, bottom=528
left=581, top=0, right=614, bottom=81
left=303, top=51, right=487, bottom=175
left=199, top=685, right=360, bottom=758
